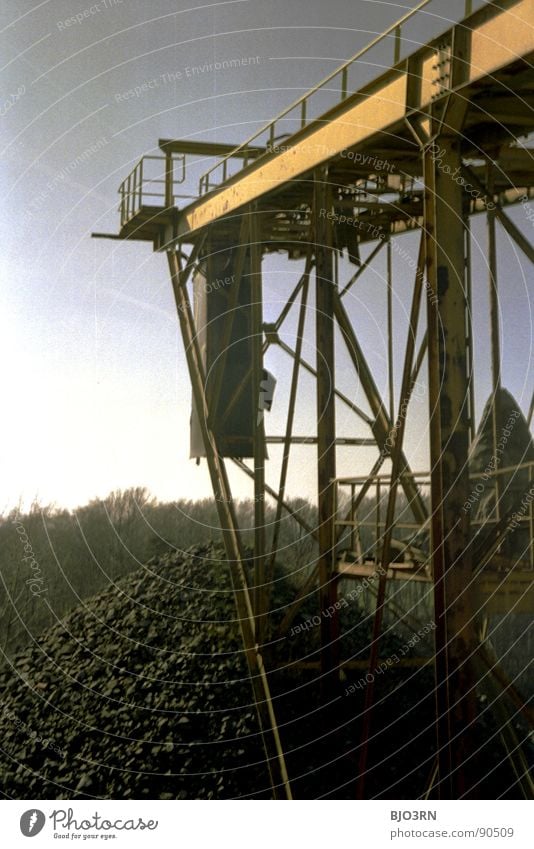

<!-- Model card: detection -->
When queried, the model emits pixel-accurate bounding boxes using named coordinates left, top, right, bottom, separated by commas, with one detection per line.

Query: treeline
left=0, top=484, right=429, bottom=664
left=0, top=488, right=317, bottom=662
left=2, top=488, right=530, bottom=698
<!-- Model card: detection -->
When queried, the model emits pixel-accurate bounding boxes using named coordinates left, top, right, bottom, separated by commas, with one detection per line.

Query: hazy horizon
left=2, top=0, right=532, bottom=512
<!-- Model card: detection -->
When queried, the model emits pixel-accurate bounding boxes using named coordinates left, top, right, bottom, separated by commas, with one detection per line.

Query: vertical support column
left=464, top=218, right=476, bottom=445
left=165, top=151, right=174, bottom=209
left=487, top=162, right=502, bottom=522
left=250, top=207, right=267, bottom=641
left=424, top=138, right=477, bottom=798
left=167, top=247, right=292, bottom=799
left=314, top=169, right=339, bottom=687
left=387, top=238, right=395, bottom=422
left=394, top=25, right=401, bottom=64
left=356, top=234, right=427, bottom=798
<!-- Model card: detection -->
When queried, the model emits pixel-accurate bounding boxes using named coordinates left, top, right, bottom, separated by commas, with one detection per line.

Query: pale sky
left=1, top=0, right=532, bottom=512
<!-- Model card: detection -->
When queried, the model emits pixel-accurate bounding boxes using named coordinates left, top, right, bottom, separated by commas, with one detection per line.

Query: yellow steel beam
left=170, top=0, right=534, bottom=240
left=476, top=571, right=534, bottom=615
left=174, top=74, right=407, bottom=238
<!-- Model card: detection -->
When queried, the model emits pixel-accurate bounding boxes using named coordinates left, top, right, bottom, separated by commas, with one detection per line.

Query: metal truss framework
left=94, top=0, right=534, bottom=799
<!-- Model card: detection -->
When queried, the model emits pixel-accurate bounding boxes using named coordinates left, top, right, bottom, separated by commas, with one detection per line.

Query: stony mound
left=0, top=544, right=268, bottom=799
left=0, top=543, right=527, bottom=800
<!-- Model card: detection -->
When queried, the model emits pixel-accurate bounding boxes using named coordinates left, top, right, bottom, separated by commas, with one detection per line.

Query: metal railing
left=198, top=0, right=481, bottom=195
left=118, top=154, right=188, bottom=227
left=468, top=460, right=534, bottom=567
left=334, top=460, right=534, bottom=569
left=334, top=472, right=432, bottom=565
left=117, top=2, right=483, bottom=219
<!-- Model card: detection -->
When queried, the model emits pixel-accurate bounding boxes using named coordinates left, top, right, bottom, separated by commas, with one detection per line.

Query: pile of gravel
left=0, top=544, right=269, bottom=799
left=0, top=542, right=526, bottom=800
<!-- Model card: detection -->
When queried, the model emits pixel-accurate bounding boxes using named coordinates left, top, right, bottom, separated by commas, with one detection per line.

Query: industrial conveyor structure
left=94, top=0, right=534, bottom=799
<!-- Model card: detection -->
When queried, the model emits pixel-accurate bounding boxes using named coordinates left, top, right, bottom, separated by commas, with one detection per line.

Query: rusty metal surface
left=167, top=248, right=292, bottom=800
left=93, top=0, right=534, bottom=800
